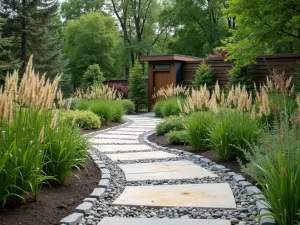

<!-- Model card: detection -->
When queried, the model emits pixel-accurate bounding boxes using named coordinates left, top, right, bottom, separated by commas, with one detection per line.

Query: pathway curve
left=85, top=113, right=260, bottom=225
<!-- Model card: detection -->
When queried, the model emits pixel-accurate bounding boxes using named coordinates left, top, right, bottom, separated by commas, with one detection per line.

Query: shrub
left=227, top=65, right=254, bottom=91
left=82, top=64, right=105, bottom=90
left=156, top=116, right=185, bottom=135
left=193, top=61, right=214, bottom=90
left=128, top=60, right=147, bottom=111
left=186, top=112, right=214, bottom=151
left=61, top=110, right=101, bottom=129
left=153, top=100, right=165, bottom=117
left=243, top=116, right=300, bottom=225
left=209, top=110, right=262, bottom=161
left=111, top=101, right=125, bottom=123
left=89, top=100, right=113, bottom=125
left=167, top=130, right=188, bottom=145
left=76, top=100, right=90, bottom=110
left=120, top=99, right=135, bottom=114
left=161, top=97, right=185, bottom=117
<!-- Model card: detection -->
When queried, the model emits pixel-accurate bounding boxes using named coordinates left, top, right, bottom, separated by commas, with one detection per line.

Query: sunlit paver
left=94, top=145, right=152, bottom=152
left=106, top=151, right=179, bottom=161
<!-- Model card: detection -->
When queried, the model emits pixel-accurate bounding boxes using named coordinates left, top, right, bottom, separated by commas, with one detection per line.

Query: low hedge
left=61, top=110, right=101, bottom=129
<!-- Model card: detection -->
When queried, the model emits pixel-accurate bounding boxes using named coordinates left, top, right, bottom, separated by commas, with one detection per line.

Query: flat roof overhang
left=140, top=54, right=202, bottom=62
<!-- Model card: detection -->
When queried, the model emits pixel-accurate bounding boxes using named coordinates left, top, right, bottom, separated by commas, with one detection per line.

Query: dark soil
left=0, top=158, right=100, bottom=225
left=148, top=133, right=243, bottom=174
left=81, top=122, right=124, bottom=135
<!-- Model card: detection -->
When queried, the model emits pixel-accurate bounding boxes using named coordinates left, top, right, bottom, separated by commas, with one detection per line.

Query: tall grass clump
left=61, top=110, right=101, bottom=129
left=0, top=56, right=88, bottom=207
left=243, top=106, right=300, bottom=225
left=119, top=99, right=135, bottom=114
left=209, top=110, right=262, bottom=161
left=156, top=116, right=185, bottom=135
left=167, top=130, right=188, bottom=145
left=186, top=111, right=214, bottom=151
left=153, top=100, right=165, bottom=117
left=76, top=84, right=122, bottom=100
left=161, top=97, right=185, bottom=117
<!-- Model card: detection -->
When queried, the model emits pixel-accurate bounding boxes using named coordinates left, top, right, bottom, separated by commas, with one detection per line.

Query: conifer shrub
left=193, top=61, right=214, bottom=90
left=227, top=65, right=254, bottom=91
left=128, top=61, right=147, bottom=111
left=61, top=110, right=101, bottom=129
left=82, top=64, right=105, bottom=90
left=156, top=116, right=185, bottom=135
left=167, top=130, right=188, bottom=145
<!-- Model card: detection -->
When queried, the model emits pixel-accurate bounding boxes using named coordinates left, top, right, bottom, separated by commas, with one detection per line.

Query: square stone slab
left=117, top=128, right=153, bottom=132
left=106, top=131, right=145, bottom=135
left=92, top=139, right=140, bottom=144
left=95, top=145, right=152, bottom=152
left=98, top=218, right=231, bottom=225
left=112, top=183, right=236, bottom=209
left=118, top=161, right=218, bottom=181
left=93, top=134, right=139, bottom=140
left=106, top=151, right=179, bottom=161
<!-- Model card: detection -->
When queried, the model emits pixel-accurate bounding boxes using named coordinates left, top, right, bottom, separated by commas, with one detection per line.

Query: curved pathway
left=85, top=114, right=260, bottom=225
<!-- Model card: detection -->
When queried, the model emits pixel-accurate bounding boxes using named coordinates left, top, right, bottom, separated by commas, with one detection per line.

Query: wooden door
left=154, top=71, right=174, bottom=102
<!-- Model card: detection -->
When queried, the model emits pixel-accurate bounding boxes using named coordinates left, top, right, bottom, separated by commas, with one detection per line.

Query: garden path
left=90, top=114, right=245, bottom=225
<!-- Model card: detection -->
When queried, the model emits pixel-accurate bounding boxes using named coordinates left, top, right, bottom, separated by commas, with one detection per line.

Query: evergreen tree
left=128, top=60, right=147, bottom=112
left=0, top=18, right=20, bottom=82
left=193, top=61, right=214, bottom=90
left=227, top=65, right=254, bottom=91
left=82, top=64, right=105, bottom=90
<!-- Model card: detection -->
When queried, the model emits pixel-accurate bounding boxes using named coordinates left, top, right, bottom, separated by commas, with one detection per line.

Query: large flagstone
left=92, top=139, right=140, bottom=144
left=118, top=161, right=218, bottom=181
left=117, top=128, right=152, bottom=132
left=93, top=134, right=139, bottom=140
left=112, top=183, right=236, bottom=209
left=98, top=218, right=231, bottom=225
left=95, top=145, right=152, bottom=152
left=106, top=131, right=145, bottom=135
left=106, top=151, right=179, bottom=161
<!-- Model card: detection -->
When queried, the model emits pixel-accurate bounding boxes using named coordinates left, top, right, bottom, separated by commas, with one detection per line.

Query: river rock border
left=142, top=131, right=276, bottom=225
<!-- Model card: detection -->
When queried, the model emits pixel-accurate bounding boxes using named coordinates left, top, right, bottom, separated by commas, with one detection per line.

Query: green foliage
left=294, top=70, right=300, bottom=94
left=61, top=110, right=101, bottom=129
left=161, top=97, right=185, bottom=117
left=156, top=116, right=185, bottom=136
left=222, top=0, right=300, bottom=66
left=64, top=12, right=121, bottom=83
left=193, top=61, right=214, bottom=89
left=243, top=116, right=300, bottom=225
left=128, top=61, right=147, bottom=111
left=209, top=111, right=262, bottom=161
left=76, top=99, right=124, bottom=125
left=153, top=100, right=165, bottom=117
left=167, top=130, right=188, bottom=145
left=119, top=99, right=135, bottom=114
left=82, top=64, right=105, bottom=90
left=227, top=65, right=254, bottom=91
left=186, top=112, right=214, bottom=151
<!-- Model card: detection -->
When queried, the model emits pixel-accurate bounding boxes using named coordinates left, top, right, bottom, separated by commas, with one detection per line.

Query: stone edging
left=142, top=131, right=276, bottom=225
left=59, top=119, right=132, bottom=225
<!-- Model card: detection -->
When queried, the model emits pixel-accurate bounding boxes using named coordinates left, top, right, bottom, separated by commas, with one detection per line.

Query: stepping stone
left=118, top=128, right=153, bottom=132
left=92, top=139, right=140, bottom=144
left=98, top=218, right=231, bottom=225
left=118, top=161, right=218, bottom=181
left=113, top=183, right=236, bottom=209
left=93, top=134, right=139, bottom=140
left=127, top=125, right=156, bottom=128
left=106, top=131, right=145, bottom=135
left=106, top=151, right=179, bottom=161
left=95, top=145, right=152, bottom=152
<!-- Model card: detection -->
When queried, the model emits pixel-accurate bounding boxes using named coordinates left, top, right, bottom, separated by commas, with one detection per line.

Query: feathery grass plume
left=261, top=88, right=270, bottom=116
left=156, top=84, right=189, bottom=100
left=220, top=90, right=226, bottom=106
left=247, top=93, right=252, bottom=111
left=76, top=84, right=122, bottom=100
left=57, top=89, right=64, bottom=108
left=66, top=98, right=72, bottom=110
left=39, top=127, right=44, bottom=143
left=50, top=114, right=57, bottom=131
left=0, top=96, right=7, bottom=120
left=7, top=96, right=13, bottom=124
left=208, top=92, right=218, bottom=114
left=215, top=81, right=220, bottom=100
left=251, top=107, right=256, bottom=120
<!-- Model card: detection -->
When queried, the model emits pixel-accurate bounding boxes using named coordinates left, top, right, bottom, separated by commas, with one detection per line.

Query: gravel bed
left=81, top=116, right=259, bottom=225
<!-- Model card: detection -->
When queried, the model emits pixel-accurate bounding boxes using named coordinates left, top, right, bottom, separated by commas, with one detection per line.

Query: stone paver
left=106, top=131, right=145, bottom=135
left=95, top=145, right=152, bottom=152
left=112, top=183, right=236, bottom=209
left=92, top=139, right=140, bottom=144
left=118, top=161, right=218, bottom=181
left=98, top=218, right=231, bottom=225
left=117, top=128, right=154, bottom=132
left=106, top=151, right=179, bottom=161
left=94, top=134, right=139, bottom=140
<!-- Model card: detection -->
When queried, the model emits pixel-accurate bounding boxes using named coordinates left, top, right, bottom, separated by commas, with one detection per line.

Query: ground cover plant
left=166, top=130, right=188, bottom=145
left=156, top=116, right=185, bottom=135
left=0, top=57, right=88, bottom=208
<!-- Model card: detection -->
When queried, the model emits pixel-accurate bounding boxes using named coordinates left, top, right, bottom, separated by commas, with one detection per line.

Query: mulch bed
left=148, top=133, right=243, bottom=174
left=0, top=158, right=101, bottom=225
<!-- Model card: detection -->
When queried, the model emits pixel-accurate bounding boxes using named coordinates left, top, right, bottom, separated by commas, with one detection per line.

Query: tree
left=0, top=0, right=64, bottom=77
left=82, top=64, right=105, bottom=90
left=128, top=60, right=147, bottom=111
left=61, top=0, right=105, bottom=21
left=63, top=12, right=121, bottom=84
left=221, top=0, right=300, bottom=66
left=193, top=61, right=214, bottom=90
left=0, top=18, right=19, bottom=81
left=227, top=65, right=254, bottom=91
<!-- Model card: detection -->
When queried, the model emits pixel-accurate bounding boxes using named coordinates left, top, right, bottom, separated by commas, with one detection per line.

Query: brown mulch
left=148, top=133, right=243, bottom=175
left=0, top=158, right=101, bottom=225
